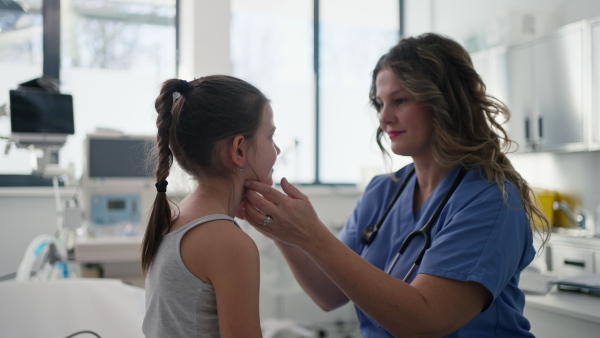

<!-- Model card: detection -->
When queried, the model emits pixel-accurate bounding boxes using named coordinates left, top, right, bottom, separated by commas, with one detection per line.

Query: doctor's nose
left=378, top=105, right=394, bottom=125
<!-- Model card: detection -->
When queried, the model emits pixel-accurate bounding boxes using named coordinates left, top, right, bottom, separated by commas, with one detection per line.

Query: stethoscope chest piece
left=361, top=225, right=378, bottom=245
left=359, top=169, right=416, bottom=247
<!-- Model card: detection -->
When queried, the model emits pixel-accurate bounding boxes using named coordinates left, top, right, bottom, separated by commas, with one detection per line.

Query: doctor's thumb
left=280, top=177, right=308, bottom=201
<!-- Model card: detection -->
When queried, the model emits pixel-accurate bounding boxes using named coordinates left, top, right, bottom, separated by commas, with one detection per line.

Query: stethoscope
left=360, top=166, right=467, bottom=281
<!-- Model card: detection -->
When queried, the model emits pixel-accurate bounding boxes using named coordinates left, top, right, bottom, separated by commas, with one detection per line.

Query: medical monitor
left=82, top=134, right=156, bottom=234
left=9, top=89, right=74, bottom=145
left=85, top=135, right=155, bottom=179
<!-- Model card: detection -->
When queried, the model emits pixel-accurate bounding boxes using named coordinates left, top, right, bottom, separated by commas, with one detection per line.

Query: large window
left=0, top=0, right=176, bottom=177
left=320, top=0, right=401, bottom=184
left=231, top=0, right=315, bottom=184
left=3, top=0, right=402, bottom=184
left=231, top=0, right=402, bottom=186
left=60, top=0, right=176, bottom=178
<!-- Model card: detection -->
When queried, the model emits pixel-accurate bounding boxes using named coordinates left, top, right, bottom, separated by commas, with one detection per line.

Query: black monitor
left=86, top=135, right=155, bottom=178
left=9, top=89, right=75, bottom=145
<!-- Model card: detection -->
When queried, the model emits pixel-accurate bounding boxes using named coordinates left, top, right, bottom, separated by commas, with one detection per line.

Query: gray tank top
left=142, top=214, right=237, bottom=338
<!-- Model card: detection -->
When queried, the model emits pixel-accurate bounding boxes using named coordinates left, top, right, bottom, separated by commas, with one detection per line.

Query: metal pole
left=42, top=0, right=60, bottom=80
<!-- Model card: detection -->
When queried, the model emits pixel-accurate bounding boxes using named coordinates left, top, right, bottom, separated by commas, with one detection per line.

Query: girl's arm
left=184, top=221, right=263, bottom=338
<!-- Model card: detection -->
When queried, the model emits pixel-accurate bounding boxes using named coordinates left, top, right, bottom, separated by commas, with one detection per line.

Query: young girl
left=142, top=75, right=280, bottom=338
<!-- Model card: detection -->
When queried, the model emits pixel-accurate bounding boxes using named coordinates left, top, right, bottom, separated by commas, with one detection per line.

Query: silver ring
left=262, top=215, right=272, bottom=226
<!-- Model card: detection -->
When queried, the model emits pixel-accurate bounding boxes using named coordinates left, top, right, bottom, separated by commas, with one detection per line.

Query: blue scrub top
left=337, top=164, right=535, bottom=337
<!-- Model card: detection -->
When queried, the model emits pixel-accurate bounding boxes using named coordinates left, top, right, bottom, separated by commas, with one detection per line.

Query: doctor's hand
left=242, top=178, right=328, bottom=248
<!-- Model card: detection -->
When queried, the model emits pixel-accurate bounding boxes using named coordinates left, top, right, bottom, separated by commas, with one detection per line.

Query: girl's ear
left=230, top=135, right=247, bottom=168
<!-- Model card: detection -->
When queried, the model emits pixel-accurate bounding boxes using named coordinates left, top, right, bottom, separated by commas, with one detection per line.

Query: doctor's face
left=375, top=68, right=434, bottom=161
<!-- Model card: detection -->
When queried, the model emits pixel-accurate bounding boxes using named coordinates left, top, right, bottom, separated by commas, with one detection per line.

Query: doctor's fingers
left=242, top=197, right=273, bottom=226
left=245, top=180, right=288, bottom=204
left=245, top=189, right=279, bottom=218
left=280, top=177, right=309, bottom=202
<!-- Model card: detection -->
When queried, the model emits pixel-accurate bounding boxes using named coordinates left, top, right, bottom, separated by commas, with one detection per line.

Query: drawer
left=549, top=247, right=595, bottom=277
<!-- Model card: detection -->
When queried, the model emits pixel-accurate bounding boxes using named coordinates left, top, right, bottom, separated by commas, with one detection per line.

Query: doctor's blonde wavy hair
left=369, top=33, right=551, bottom=246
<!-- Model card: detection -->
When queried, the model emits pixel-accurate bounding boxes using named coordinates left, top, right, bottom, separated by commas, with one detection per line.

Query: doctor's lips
left=387, top=131, right=403, bottom=139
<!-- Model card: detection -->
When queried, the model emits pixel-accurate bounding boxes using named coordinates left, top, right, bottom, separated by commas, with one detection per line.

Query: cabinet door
left=592, top=21, right=600, bottom=148
left=472, top=48, right=510, bottom=140
left=506, top=43, right=534, bottom=151
left=532, top=25, right=586, bottom=151
left=550, top=246, right=595, bottom=277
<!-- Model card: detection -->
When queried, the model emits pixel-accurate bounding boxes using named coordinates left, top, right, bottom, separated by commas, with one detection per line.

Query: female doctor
left=242, top=33, right=551, bottom=337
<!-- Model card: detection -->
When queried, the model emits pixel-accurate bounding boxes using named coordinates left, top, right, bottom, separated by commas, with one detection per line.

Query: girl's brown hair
left=142, top=75, right=268, bottom=275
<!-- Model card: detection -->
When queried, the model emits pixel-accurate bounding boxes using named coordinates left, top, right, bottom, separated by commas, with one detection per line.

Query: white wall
left=405, top=0, right=600, bottom=44
left=404, top=0, right=600, bottom=219
left=510, top=152, right=600, bottom=224
left=178, top=0, right=232, bottom=78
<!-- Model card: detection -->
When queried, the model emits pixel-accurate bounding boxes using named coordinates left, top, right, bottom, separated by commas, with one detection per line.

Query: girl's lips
left=387, top=131, right=403, bottom=139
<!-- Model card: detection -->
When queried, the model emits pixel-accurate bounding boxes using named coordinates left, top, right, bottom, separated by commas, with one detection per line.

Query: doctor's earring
left=238, top=167, right=245, bottom=174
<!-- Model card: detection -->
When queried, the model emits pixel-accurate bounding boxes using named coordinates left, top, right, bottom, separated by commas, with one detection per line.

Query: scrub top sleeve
left=419, top=182, right=534, bottom=299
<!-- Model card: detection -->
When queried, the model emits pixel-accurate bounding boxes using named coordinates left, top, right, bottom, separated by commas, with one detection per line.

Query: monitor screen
left=9, top=90, right=75, bottom=134
left=88, top=137, right=155, bottom=178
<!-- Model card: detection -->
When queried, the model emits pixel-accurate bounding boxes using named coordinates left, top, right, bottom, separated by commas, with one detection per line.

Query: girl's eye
left=396, top=98, right=407, bottom=104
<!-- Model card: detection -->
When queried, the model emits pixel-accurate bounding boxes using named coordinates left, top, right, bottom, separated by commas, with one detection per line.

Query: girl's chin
left=263, top=174, right=274, bottom=186
left=254, top=176, right=274, bottom=187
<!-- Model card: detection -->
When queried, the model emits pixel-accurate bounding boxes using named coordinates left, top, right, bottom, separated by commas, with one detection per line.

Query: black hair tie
left=177, top=79, right=191, bottom=95
left=155, top=180, right=168, bottom=193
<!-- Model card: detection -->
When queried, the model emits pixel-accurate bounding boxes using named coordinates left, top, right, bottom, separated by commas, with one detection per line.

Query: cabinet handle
left=525, top=117, right=530, bottom=142
left=538, top=116, right=543, bottom=138
left=564, top=260, right=585, bottom=268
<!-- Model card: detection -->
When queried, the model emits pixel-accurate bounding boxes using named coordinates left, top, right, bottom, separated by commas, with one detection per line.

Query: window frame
left=310, top=0, right=404, bottom=185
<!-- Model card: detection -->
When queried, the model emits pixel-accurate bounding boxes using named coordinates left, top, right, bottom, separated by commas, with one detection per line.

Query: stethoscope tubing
left=371, top=169, right=416, bottom=235
left=382, top=167, right=468, bottom=280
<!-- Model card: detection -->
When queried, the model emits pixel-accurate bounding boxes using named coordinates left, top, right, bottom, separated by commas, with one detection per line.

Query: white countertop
left=526, top=286, right=600, bottom=324
left=549, top=233, right=600, bottom=250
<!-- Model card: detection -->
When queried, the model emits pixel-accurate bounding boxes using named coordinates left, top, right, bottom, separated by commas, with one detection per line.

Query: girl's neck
left=176, top=176, right=244, bottom=223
